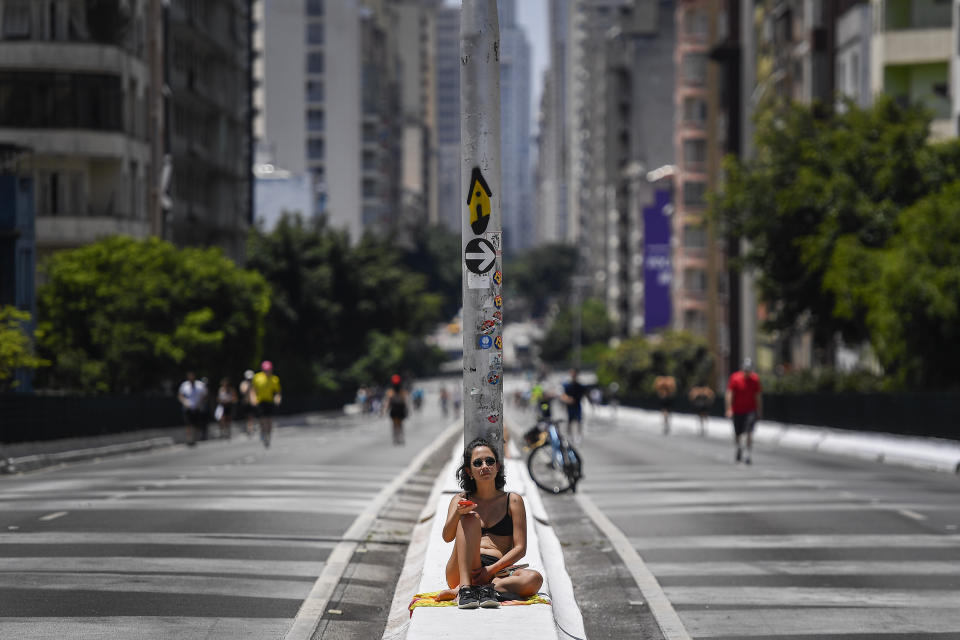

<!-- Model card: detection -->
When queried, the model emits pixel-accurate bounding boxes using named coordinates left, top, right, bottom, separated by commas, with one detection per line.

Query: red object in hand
left=458, top=500, right=476, bottom=507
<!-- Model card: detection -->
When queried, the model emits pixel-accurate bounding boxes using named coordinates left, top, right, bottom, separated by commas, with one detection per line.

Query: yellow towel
left=409, top=590, right=551, bottom=616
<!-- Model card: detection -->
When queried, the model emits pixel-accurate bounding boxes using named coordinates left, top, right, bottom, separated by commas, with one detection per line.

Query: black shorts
left=256, top=401, right=275, bottom=417
left=183, top=408, right=206, bottom=428
left=659, top=397, right=673, bottom=410
left=733, top=412, right=757, bottom=436
left=480, top=553, right=499, bottom=567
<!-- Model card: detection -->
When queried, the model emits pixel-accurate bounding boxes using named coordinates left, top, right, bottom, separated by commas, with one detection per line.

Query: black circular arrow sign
left=464, top=238, right=496, bottom=275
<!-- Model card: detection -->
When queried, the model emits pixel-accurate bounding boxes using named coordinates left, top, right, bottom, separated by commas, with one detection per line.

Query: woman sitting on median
left=437, top=437, right=544, bottom=609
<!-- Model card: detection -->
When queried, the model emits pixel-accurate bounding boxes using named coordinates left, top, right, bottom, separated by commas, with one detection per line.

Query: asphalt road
left=0, top=391, right=455, bottom=640
left=555, top=405, right=960, bottom=640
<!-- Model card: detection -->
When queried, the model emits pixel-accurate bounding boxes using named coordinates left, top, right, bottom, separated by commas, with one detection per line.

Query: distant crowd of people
left=177, top=360, right=282, bottom=448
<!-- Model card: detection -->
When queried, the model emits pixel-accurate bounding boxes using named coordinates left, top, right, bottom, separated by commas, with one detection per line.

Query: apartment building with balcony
left=870, top=0, right=952, bottom=139
left=0, top=0, right=153, bottom=260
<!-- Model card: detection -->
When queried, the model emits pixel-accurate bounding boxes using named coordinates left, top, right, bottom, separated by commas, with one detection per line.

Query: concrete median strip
left=383, top=441, right=586, bottom=640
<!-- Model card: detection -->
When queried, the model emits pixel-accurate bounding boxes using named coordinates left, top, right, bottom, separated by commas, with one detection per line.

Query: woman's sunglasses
left=472, top=457, right=497, bottom=468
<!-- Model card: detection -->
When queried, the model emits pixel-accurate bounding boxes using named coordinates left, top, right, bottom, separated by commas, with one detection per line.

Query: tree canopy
left=714, top=96, right=954, bottom=346
left=504, top=243, right=578, bottom=319
left=245, top=214, right=446, bottom=393
left=36, top=236, right=270, bottom=393
left=0, top=306, right=48, bottom=390
left=714, top=95, right=960, bottom=388
left=597, top=330, right=712, bottom=397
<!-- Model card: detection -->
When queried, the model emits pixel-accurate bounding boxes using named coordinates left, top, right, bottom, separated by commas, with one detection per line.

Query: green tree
left=539, top=298, right=612, bottom=365
left=505, top=243, right=578, bottom=319
left=246, top=214, right=446, bottom=393
left=400, top=224, right=461, bottom=320
left=714, top=96, right=947, bottom=347
left=597, top=330, right=711, bottom=397
left=0, top=306, right=48, bottom=390
left=826, top=181, right=960, bottom=389
left=37, top=236, right=270, bottom=393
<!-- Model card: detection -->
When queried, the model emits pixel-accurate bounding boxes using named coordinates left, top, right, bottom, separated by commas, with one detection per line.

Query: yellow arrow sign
left=467, top=167, right=492, bottom=235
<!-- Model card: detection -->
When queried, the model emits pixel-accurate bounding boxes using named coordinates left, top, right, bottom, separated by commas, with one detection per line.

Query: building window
left=307, top=22, right=323, bottom=45
left=682, top=54, right=707, bottom=86
left=307, top=109, right=324, bottom=131
left=0, top=72, right=122, bottom=130
left=684, top=268, right=708, bottom=292
left=683, top=309, right=707, bottom=335
left=307, top=80, right=324, bottom=102
left=307, top=0, right=324, bottom=16
left=683, top=97, right=707, bottom=125
left=307, top=52, right=324, bottom=74
left=682, top=181, right=707, bottom=207
left=683, top=224, right=707, bottom=249
left=683, top=138, right=707, bottom=170
left=683, top=10, right=708, bottom=38
left=308, top=138, right=324, bottom=159
left=2, top=1, right=31, bottom=39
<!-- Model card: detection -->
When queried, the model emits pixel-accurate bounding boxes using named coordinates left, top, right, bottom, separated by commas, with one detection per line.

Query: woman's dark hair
left=456, top=437, right=505, bottom=494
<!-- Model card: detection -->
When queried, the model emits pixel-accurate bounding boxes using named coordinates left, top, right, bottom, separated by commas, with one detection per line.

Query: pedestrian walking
left=238, top=369, right=256, bottom=436
left=688, top=383, right=715, bottom=436
left=177, top=371, right=207, bottom=446
left=654, top=374, right=677, bottom=434
left=215, top=378, right=237, bottom=439
left=439, top=386, right=450, bottom=417
left=383, top=373, right=409, bottom=445
left=725, top=358, right=762, bottom=464
left=252, top=360, right=282, bottom=448
left=560, top=368, right=587, bottom=444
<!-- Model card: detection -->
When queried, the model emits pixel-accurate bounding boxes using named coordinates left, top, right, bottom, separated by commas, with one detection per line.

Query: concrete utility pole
left=460, top=0, right=503, bottom=456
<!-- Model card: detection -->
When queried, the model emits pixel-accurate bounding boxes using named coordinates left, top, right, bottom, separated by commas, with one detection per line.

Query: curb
left=0, top=437, right=176, bottom=475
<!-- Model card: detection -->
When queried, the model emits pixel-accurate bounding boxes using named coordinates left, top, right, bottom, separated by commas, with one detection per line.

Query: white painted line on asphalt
left=898, top=508, right=928, bottom=521
left=37, top=511, right=67, bottom=522
left=283, top=420, right=462, bottom=640
left=576, top=491, right=692, bottom=640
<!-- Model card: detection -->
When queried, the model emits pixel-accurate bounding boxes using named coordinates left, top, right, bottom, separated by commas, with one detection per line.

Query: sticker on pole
left=467, top=272, right=491, bottom=289
left=464, top=238, right=496, bottom=275
left=467, top=167, right=492, bottom=235
left=477, top=335, right=493, bottom=350
left=486, top=370, right=501, bottom=386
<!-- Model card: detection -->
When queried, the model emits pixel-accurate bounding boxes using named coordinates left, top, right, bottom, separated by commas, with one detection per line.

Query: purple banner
left=643, top=189, right=672, bottom=333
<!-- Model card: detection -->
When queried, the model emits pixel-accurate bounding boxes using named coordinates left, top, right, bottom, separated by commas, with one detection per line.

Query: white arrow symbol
left=466, top=241, right=495, bottom=272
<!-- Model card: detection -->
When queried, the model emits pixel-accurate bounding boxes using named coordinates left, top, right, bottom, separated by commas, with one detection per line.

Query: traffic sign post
left=460, top=0, right=503, bottom=457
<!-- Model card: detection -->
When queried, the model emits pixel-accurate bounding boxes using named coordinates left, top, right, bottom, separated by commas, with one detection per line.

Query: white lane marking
left=629, top=533, right=960, bottom=549
left=576, top=491, right=692, bottom=640
left=664, top=586, right=960, bottom=608
left=898, top=508, right=928, bottom=521
left=283, top=420, right=462, bottom=640
left=38, top=511, right=68, bottom=522
left=646, top=560, right=960, bottom=577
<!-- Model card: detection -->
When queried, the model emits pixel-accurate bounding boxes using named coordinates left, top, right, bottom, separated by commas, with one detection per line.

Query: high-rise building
left=434, top=5, right=460, bottom=232
left=565, top=0, right=676, bottom=337
left=0, top=0, right=154, bottom=261
left=498, top=0, right=533, bottom=251
left=0, top=0, right=252, bottom=264
left=536, top=0, right=570, bottom=245
left=254, top=0, right=403, bottom=241
left=166, top=0, right=253, bottom=260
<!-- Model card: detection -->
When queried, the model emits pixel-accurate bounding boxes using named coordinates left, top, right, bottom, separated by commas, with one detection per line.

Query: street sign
left=464, top=237, right=496, bottom=274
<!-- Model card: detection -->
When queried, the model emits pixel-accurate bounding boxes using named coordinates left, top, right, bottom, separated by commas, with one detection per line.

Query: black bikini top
left=479, top=493, right=513, bottom=536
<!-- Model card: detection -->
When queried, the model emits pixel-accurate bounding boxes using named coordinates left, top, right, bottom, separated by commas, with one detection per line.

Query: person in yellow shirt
left=252, top=360, right=282, bottom=447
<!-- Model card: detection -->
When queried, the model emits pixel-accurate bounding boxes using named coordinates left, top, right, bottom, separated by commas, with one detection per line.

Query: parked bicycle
left=524, top=402, right=583, bottom=494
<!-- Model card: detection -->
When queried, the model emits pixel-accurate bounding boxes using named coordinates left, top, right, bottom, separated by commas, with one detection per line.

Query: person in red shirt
left=725, top=358, right=762, bottom=464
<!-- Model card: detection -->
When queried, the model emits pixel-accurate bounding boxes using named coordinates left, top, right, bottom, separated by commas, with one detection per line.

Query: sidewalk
left=595, top=405, right=960, bottom=475
left=382, top=439, right=585, bottom=640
